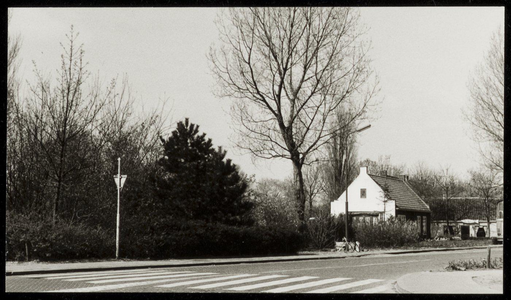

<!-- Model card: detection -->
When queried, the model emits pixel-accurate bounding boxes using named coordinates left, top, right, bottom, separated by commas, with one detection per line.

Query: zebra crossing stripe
left=263, top=278, right=351, bottom=293
left=306, top=279, right=383, bottom=293
left=45, top=275, right=214, bottom=293
left=65, top=271, right=191, bottom=281
left=24, top=268, right=153, bottom=279
left=192, top=275, right=287, bottom=289
left=87, top=272, right=218, bottom=284
left=352, top=284, right=390, bottom=293
left=156, top=274, right=256, bottom=288
left=227, top=276, right=318, bottom=291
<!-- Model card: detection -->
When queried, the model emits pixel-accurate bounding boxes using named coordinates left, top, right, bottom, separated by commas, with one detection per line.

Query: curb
left=5, top=255, right=348, bottom=276
left=6, top=245, right=501, bottom=276
left=393, top=275, right=412, bottom=294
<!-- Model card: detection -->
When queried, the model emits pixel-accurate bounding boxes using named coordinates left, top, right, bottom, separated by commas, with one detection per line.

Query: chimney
left=382, top=170, right=388, bottom=177
left=360, top=166, right=368, bottom=175
left=399, top=175, right=409, bottom=182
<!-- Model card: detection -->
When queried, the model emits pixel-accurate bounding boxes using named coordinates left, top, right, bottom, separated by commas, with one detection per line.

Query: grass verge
left=445, top=257, right=503, bottom=271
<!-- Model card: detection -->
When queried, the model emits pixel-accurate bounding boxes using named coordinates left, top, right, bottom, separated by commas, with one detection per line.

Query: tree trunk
left=292, top=158, right=306, bottom=230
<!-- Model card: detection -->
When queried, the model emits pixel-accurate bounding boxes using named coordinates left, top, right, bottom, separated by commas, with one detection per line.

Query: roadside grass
left=355, top=237, right=493, bottom=251
left=405, top=238, right=493, bottom=249
left=445, top=257, right=503, bottom=271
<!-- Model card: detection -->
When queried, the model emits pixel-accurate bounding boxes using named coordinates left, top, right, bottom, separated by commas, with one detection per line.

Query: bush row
left=7, top=212, right=305, bottom=261
left=6, top=212, right=113, bottom=261
left=352, top=217, right=421, bottom=248
left=304, top=215, right=422, bottom=250
left=122, top=220, right=305, bottom=259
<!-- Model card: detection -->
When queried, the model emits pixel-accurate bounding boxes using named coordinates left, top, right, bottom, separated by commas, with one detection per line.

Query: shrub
left=122, top=219, right=305, bottom=259
left=7, top=211, right=113, bottom=261
left=352, top=217, right=421, bottom=248
left=304, top=211, right=360, bottom=250
left=445, top=257, right=503, bottom=271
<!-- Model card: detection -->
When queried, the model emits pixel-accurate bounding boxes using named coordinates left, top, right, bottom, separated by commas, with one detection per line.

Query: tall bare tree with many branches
left=464, top=28, right=504, bottom=173
left=209, top=7, right=378, bottom=225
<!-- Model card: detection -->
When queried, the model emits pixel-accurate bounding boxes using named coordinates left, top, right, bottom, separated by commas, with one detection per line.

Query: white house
left=331, top=166, right=432, bottom=237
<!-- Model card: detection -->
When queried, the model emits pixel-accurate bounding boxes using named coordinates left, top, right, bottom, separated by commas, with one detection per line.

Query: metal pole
left=116, top=157, right=120, bottom=259
left=345, top=135, right=349, bottom=241
left=487, top=246, right=491, bottom=269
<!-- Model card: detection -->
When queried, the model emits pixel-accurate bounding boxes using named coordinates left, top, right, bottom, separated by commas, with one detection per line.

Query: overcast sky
left=8, top=7, right=504, bottom=181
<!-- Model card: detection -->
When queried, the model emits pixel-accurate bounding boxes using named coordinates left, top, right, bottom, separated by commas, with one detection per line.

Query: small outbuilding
left=331, top=166, right=431, bottom=238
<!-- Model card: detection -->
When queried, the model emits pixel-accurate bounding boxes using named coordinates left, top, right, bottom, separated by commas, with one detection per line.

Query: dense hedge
left=122, top=220, right=305, bottom=259
left=6, top=212, right=113, bottom=261
left=352, top=217, right=421, bottom=248
left=7, top=212, right=305, bottom=261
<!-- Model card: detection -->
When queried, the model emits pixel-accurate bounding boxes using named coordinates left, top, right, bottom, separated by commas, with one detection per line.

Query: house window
left=397, top=215, right=406, bottom=222
left=422, top=216, right=427, bottom=235
left=360, top=188, right=367, bottom=198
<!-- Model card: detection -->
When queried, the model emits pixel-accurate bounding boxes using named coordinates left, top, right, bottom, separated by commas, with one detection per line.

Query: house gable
left=331, top=166, right=395, bottom=217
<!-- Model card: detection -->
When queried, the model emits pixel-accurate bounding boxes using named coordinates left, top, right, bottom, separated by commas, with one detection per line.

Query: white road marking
left=352, top=284, right=391, bottom=293
left=156, top=274, right=255, bottom=288
left=23, top=268, right=155, bottom=278
left=45, top=275, right=213, bottom=293
left=192, top=275, right=287, bottom=289
left=263, top=278, right=351, bottom=293
left=227, top=276, right=318, bottom=291
left=261, top=259, right=431, bottom=273
left=64, top=271, right=190, bottom=281
left=87, top=272, right=217, bottom=284
left=306, top=279, right=383, bottom=293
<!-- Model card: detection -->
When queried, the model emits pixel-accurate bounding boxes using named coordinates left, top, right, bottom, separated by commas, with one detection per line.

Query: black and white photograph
left=6, top=5, right=504, bottom=295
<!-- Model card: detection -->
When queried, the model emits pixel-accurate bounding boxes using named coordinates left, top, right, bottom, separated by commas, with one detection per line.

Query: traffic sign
left=114, top=175, right=127, bottom=189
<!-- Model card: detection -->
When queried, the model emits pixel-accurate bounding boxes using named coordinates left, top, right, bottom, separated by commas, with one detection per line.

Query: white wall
left=331, top=167, right=395, bottom=217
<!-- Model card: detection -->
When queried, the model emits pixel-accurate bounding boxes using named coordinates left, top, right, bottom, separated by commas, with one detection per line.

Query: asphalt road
left=6, top=248, right=503, bottom=294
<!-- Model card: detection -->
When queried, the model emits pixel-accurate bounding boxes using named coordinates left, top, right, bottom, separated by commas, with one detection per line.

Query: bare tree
left=469, top=168, right=502, bottom=237
left=7, top=11, right=26, bottom=213
left=359, top=155, right=405, bottom=177
left=435, top=166, right=467, bottom=231
left=250, top=178, right=298, bottom=228
left=209, top=8, right=378, bottom=224
left=464, top=28, right=504, bottom=172
left=24, top=27, right=110, bottom=225
left=408, top=161, right=439, bottom=201
left=303, top=163, right=324, bottom=217
left=320, top=107, right=360, bottom=203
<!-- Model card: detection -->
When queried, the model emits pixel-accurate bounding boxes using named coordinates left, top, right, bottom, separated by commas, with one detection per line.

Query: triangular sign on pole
left=114, top=175, right=127, bottom=189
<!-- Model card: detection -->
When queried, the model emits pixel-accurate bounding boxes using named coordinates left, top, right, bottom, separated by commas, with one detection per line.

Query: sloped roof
left=369, top=174, right=431, bottom=213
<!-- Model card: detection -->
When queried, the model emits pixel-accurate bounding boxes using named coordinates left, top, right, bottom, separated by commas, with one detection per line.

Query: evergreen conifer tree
left=154, top=118, right=253, bottom=226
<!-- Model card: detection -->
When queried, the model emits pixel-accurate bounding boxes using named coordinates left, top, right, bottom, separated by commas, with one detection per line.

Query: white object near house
left=331, top=166, right=432, bottom=238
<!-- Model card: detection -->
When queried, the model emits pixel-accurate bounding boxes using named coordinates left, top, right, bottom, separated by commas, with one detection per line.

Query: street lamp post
left=344, top=124, right=371, bottom=241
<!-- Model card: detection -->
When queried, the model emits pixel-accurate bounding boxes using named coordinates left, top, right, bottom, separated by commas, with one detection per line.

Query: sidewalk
left=395, top=269, right=503, bottom=294
left=5, top=245, right=500, bottom=276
